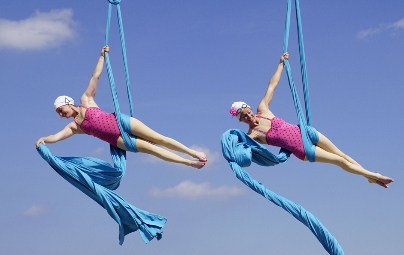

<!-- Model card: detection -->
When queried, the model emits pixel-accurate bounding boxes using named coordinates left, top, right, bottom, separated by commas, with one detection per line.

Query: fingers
left=36, top=140, right=45, bottom=148
left=101, top=45, right=110, bottom=56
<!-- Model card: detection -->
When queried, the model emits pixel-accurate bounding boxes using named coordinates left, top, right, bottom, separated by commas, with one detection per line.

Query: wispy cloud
left=92, top=147, right=105, bottom=156
left=24, top=205, right=48, bottom=217
left=391, top=18, right=404, bottom=29
left=144, top=144, right=222, bottom=169
left=149, top=180, right=245, bottom=199
left=0, top=9, right=78, bottom=50
left=357, top=18, right=404, bottom=39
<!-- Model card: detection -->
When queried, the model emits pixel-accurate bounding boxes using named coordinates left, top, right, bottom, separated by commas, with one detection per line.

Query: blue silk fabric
left=37, top=113, right=166, bottom=245
left=221, top=129, right=343, bottom=255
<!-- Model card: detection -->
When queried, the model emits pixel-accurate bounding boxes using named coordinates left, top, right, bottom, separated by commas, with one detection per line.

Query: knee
left=154, top=135, right=170, bottom=145
left=335, top=157, right=349, bottom=168
left=136, top=138, right=154, bottom=153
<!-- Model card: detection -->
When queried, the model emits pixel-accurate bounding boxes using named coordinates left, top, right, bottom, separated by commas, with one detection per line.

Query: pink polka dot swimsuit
left=253, top=116, right=306, bottom=160
left=74, top=106, right=121, bottom=147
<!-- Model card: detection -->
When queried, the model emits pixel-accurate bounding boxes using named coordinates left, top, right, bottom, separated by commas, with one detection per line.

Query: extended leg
left=117, top=137, right=205, bottom=169
left=129, top=117, right=207, bottom=162
left=316, top=131, right=362, bottom=167
left=314, top=146, right=393, bottom=188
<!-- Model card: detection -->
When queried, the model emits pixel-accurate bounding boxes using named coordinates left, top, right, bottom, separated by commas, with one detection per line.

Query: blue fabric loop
left=108, top=0, right=121, bottom=5
left=282, top=0, right=318, bottom=162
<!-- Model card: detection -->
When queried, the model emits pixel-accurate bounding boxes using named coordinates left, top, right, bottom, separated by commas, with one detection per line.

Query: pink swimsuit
left=252, top=116, right=306, bottom=160
left=74, top=107, right=121, bottom=147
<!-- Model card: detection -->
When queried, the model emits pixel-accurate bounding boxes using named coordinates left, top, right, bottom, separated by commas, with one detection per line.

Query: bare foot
left=191, top=160, right=206, bottom=169
left=194, top=151, right=207, bottom=162
left=376, top=175, right=394, bottom=188
left=369, top=175, right=394, bottom=188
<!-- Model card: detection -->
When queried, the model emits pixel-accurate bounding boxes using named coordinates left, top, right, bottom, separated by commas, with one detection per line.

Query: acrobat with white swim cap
left=229, top=101, right=250, bottom=120
left=54, top=96, right=74, bottom=110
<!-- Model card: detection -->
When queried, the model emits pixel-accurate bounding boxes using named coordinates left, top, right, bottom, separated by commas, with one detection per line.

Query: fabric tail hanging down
left=37, top=0, right=166, bottom=245
left=220, top=0, right=344, bottom=254
left=37, top=143, right=166, bottom=245
left=221, top=130, right=344, bottom=255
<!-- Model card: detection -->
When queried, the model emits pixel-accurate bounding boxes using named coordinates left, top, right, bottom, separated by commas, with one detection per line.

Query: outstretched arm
left=80, top=46, right=109, bottom=107
left=257, top=52, right=289, bottom=114
left=36, top=122, right=83, bottom=148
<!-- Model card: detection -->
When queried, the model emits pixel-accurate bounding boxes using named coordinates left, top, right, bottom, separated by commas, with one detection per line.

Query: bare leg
left=316, top=131, right=362, bottom=167
left=315, top=131, right=394, bottom=186
left=117, top=137, right=205, bottom=169
left=129, top=117, right=207, bottom=162
left=314, top=146, right=393, bottom=188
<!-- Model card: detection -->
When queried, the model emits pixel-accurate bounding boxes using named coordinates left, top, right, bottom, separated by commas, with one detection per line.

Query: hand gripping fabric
left=220, top=0, right=344, bottom=254
left=37, top=1, right=166, bottom=245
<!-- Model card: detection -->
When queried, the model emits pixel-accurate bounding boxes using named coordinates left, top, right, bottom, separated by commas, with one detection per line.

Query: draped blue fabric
left=37, top=114, right=166, bottom=245
left=37, top=1, right=167, bottom=245
left=220, top=0, right=344, bottom=254
left=221, top=130, right=344, bottom=255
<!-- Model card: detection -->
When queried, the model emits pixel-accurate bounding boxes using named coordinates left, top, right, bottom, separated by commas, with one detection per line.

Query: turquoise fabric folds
left=221, top=129, right=291, bottom=167
left=221, top=129, right=344, bottom=255
left=37, top=114, right=166, bottom=245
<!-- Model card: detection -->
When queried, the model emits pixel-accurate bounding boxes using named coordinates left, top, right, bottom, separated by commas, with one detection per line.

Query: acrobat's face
left=239, top=107, right=256, bottom=124
left=56, top=105, right=74, bottom=119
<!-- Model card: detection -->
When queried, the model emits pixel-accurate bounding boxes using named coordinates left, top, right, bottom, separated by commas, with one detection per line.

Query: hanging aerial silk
left=37, top=0, right=166, bottom=245
left=220, top=0, right=344, bottom=254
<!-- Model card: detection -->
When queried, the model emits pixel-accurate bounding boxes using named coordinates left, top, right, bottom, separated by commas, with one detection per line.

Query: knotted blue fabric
left=37, top=1, right=166, bottom=245
left=220, top=0, right=344, bottom=254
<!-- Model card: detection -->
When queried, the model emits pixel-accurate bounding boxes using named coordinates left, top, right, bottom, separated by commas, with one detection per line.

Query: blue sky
left=1, top=0, right=403, bottom=254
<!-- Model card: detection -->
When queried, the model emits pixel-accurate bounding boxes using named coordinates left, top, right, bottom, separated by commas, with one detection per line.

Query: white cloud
left=92, top=147, right=105, bottom=156
left=0, top=9, right=78, bottom=50
left=144, top=144, right=221, bottom=169
left=357, top=18, right=404, bottom=39
left=356, top=27, right=382, bottom=39
left=24, top=205, right=48, bottom=217
left=149, top=180, right=245, bottom=199
left=391, top=18, right=404, bottom=29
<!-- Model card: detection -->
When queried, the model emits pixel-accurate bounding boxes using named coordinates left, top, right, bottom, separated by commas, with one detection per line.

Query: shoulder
left=256, top=110, right=275, bottom=119
left=67, top=121, right=85, bottom=134
left=80, top=94, right=99, bottom=108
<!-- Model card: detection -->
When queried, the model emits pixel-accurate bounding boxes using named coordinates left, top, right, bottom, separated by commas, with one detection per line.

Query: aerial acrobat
left=36, top=45, right=207, bottom=169
left=35, top=0, right=207, bottom=245
left=229, top=52, right=393, bottom=188
left=221, top=0, right=394, bottom=253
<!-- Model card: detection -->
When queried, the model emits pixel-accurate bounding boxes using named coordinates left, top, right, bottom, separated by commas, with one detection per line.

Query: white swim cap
left=54, top=96, right=74, bottom=110
left=230, top=101, right=250, bottom=120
